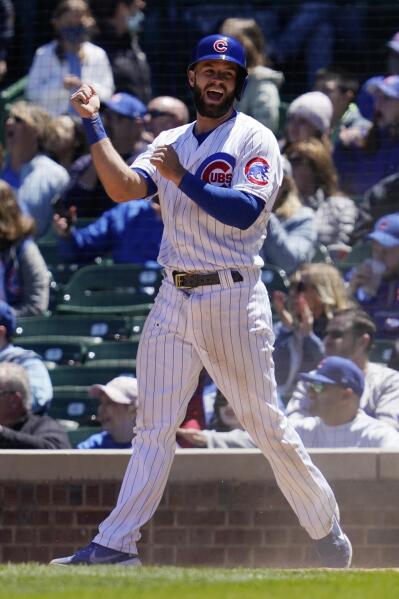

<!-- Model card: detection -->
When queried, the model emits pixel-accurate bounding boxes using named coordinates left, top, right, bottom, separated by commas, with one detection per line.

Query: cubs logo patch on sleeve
left=195, top=152, right=236, bottom=187
left=244, top=157, right=270, bottom=186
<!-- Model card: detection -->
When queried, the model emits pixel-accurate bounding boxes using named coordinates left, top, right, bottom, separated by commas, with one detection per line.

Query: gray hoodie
left=236, top=65, right=284, bottom=133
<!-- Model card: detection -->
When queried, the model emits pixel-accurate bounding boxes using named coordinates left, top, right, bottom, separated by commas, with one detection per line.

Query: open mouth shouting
left=205, top=87, right=225, bottom=102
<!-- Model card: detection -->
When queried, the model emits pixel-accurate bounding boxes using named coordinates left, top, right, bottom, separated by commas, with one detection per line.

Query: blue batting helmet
left=188, top=34, right=248, bottom=100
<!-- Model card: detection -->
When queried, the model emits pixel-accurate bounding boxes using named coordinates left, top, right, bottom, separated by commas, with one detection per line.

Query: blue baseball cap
left=367, top=75, right=399, bottom=100
left=299, top=356, right=365, bottom=397
left=0, top=301, right=16, bottom=336
left=367, top=212, right=399, bottom=248
left=103, top=93, right=147, bottom=119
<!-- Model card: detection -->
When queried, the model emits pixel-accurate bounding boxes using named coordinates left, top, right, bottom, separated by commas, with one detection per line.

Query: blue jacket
left=1, top=154, right=69, bottom=238
left=77, top=430, right=131, bottom=449
left=334, top=129, right=399, bottom=196
left=58, top=200, right=164, bottom=264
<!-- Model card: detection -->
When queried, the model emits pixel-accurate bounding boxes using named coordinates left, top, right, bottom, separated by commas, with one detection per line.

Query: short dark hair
left=315, top=67, right=360, bottom=96
left=332, top=308, right=376, bottom=349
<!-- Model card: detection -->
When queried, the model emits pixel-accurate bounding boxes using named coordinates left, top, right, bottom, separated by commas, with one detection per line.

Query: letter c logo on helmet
left=213, top=39, right=228, bottom=53
left=188, top=34, right=248, bottom=100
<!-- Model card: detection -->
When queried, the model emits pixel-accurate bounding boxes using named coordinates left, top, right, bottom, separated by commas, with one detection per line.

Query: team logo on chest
left=244, top=157, right=270, bottom=186
left=195, top=153, right=236, bottom=187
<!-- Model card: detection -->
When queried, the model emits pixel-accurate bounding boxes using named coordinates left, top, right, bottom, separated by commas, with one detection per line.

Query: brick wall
left=0, top=450, right=398, bottom=568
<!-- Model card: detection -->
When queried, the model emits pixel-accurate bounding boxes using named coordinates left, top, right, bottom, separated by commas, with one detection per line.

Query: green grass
left=0, top=565, right=398, bottom=599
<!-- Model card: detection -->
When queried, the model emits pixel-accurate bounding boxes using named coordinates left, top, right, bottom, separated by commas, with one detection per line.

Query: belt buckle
left=174, top=273, right=190, bottom=289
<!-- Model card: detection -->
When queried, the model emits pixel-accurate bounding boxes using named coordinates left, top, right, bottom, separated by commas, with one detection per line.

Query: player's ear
left=187, top=69, right=195, bottom=89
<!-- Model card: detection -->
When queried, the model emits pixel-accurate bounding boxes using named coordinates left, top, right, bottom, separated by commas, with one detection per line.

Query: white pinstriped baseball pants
left=94, top=269, right=338, bottom=554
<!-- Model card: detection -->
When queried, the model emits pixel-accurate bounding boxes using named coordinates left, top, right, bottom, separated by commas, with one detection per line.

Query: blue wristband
left=82, top=114, right=108, bottom=146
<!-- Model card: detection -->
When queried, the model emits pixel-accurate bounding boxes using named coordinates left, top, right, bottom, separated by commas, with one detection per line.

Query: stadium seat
left=0, top=76, right=27, bottom=143
left=334, top=241, right=372, bottom=275
left=18, top=337, right=86, bottom=367
left=312, top=243, right=333, bottom=264
left=369, top=339, right=395, bottom=364
left=261, top=263, right=290, bottom=293
left=55, top=264, right=162, bottom=315
left=49, top=364, right=135, bottom=389
left=15, top=314, right=133, bottom=343
left=85, top=339, right=140, bottom=366
left=49, top=389, right=99, bottom=425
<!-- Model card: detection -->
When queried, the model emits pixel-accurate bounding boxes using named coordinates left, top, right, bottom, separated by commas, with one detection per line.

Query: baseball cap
left=287, top=91, right=333, bottom=134
left=0, top=301, right=16, bottom=336
left=299, top=356, right=365, bottom=397
left=103, top=93, right=147, bottom=119
left=387, top=31, right=399, bottom=54
left=367, top=75, right=399, bottom=100
left=89, top=376, right=138, bottom=405
left=367, top=212, right=399, bottom=248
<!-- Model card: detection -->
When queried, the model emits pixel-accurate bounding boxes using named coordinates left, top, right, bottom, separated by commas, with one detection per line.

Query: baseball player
left=51, top=35, right=351, bottom=568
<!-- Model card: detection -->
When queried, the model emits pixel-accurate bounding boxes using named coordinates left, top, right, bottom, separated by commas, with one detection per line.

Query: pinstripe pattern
left=93, top=113, right=340, bottom=556
left=132, top=113, right=282, bottom=271
left=94, top=273, right=337, bottom=553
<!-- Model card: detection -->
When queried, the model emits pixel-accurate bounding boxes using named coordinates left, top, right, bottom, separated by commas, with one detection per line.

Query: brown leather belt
left=172, top=270, right=243, bottom=289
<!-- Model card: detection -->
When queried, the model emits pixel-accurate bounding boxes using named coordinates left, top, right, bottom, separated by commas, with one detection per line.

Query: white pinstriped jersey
left=294, top=410, right=399, bottom=448
left=132, top=112, right=283, bottom=272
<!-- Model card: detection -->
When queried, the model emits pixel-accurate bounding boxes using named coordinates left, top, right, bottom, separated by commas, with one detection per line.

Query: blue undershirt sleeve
left=131, top=167, right=157, bottom=197
left=178, top=172, right=265, bottom=230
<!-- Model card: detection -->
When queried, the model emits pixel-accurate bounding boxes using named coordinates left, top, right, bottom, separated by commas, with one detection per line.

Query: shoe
left=314, top=517, right=352, bottom=568
left=50, top=542, right=141, bottom=566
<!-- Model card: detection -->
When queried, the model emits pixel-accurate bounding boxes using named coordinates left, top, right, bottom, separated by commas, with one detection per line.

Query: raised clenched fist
left=70, top=84, right=100, bottom=119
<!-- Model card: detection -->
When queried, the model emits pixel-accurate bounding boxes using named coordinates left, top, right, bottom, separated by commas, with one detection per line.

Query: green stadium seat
left=55, top=264, right=162, bottom=315
left=312, top=244, right=333, bottom=264
left=334, top=241, right=372, bottom=274
left=85, top=339, right=140, bottom=366
left=261, top=263, right=290, bottom=293
left=15, top=314, right=133, bottom=343
left=0, top=76, right=27, bottom=143
left=49, top=389, right=99, bottom=425
left=369, top=339, right=395, bottom=365
left=50, top=364, right=135, bottom=389
left=18, top=337, right=86, bottom=366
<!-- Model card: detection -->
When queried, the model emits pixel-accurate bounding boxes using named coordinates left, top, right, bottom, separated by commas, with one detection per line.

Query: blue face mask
left=126, top=10, right=145, bottom=35
left=59, top=25, right=88, bottom=44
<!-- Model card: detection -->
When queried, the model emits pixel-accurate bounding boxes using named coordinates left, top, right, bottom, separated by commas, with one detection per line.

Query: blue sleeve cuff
left=131, top=167, right=158, bottom=197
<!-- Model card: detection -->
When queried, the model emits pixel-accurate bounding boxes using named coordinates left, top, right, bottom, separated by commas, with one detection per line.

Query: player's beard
left=191, top=82, right=235, bottom=118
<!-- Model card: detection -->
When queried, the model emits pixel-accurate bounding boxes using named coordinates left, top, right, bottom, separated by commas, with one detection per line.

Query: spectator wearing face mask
left=26, top=0, right=114, bottom=117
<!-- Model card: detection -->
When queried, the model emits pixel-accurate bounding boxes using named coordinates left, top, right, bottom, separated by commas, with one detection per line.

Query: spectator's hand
left=63, top=74, right=83, bottom=90
left=176, top=427, right=207, bottom=447
left=0, top=60, right=7, bottom=82
left=339, top=126, right=367, bottom=148
left=70, top=84, right=100, bottom=118
left=53, top=206, right=77, bottom=237
left=295, top=292, right=313, bottom=336
left=348, top=260, right=373, bottom=294
left=272, top=290, right=294, bottom=328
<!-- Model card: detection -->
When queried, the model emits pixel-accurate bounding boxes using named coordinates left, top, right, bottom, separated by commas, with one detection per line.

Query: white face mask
left=126, top=10, right=145, bottom=35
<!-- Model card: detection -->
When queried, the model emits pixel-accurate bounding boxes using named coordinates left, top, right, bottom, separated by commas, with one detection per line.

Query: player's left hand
left=150, top=145, right=186, bottom=186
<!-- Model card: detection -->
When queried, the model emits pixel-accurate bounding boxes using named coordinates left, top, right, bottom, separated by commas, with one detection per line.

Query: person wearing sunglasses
left=144, top=96, right=190, bottom=140
left=286, top=307, right=399, bottom=432
left=293, top=356, right=399, bottom=448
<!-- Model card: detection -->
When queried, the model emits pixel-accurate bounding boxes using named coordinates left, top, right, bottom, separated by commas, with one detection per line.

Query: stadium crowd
left=1, top=0, right=399, bottom=451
